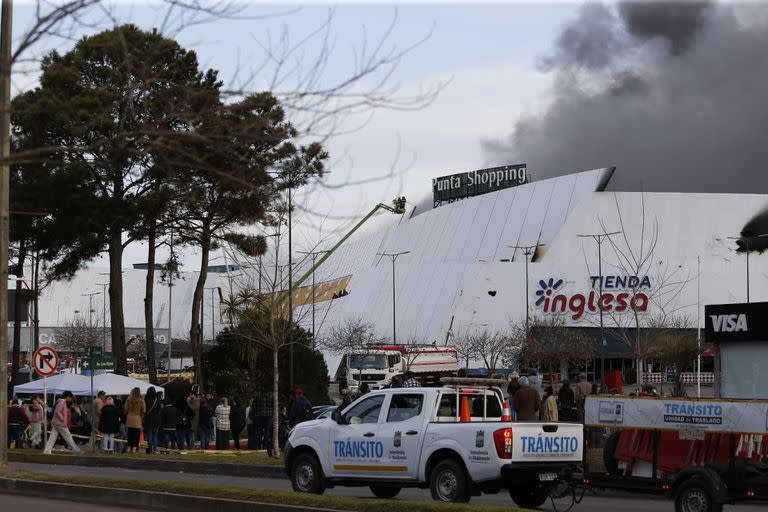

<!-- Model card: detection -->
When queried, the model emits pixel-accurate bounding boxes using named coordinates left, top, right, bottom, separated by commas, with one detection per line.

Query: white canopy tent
left=13, top=373, right=91, bottom=396
left=85, top=373, right=164, bottom=396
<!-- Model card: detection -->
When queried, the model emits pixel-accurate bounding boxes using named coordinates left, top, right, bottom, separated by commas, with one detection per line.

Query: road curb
left=0, top=477, right=343, bottom=512
left=9, top=452, right=286, bottom=479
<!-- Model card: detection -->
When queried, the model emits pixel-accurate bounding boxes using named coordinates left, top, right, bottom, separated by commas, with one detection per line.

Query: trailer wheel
left=430, top=459, right=470, bottom=503
left=674, top=480, right=722, bottom=512
left=290, top=453, right=326, bottom=495
left=370, top=486, right=401, bottom=499
left=509, top=486, right=549, bottom=509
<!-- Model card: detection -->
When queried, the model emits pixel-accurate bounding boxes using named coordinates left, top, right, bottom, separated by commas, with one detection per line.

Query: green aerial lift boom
left=272, top=196, right=407, bottom=309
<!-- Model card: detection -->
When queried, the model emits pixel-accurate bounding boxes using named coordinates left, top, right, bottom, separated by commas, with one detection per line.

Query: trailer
left=582, top=395, right=768, bottom=512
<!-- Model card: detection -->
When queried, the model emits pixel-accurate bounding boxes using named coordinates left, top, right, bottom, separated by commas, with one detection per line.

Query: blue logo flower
left=535, top=278, right=564, bottom=306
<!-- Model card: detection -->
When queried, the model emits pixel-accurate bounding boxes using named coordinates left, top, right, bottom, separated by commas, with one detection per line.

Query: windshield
left=348, top=354, right=388, bottom=369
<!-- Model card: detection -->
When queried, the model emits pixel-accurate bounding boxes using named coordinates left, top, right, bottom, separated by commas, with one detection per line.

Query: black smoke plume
left=485, top=1, right=768, bottom=194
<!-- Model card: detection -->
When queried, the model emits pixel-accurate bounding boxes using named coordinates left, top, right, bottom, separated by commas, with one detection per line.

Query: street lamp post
left=81, top=292, right=100, bottom=330
left=299, top=249, right=331, bottom=349
left=377, top=251, right=410, bottom=344
left=577, top=231, right=620, bottom=384
left=508, top=244, right=545, bottom=332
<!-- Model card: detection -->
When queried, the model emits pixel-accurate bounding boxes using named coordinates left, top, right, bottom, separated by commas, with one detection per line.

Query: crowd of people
left=7, top=385, right=322, bottom=454
left=8, top=373, right=658, bottom=451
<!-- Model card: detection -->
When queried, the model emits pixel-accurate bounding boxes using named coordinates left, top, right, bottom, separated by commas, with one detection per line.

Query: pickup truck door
left=376, top=392, right=427, bottom=479
left=327, top=394, right=389, bottom=479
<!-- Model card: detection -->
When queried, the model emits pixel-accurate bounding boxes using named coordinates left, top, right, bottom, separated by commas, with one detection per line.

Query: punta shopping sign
left=535, top=275, right=651, bottom=321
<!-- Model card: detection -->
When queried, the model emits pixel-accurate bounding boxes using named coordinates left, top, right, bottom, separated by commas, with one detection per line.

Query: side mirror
left=331, top=409, right=345, bottom=425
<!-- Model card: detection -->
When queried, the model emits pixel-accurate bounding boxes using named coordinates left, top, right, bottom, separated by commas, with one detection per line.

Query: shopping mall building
left=296, top=165, right=768, bottom=385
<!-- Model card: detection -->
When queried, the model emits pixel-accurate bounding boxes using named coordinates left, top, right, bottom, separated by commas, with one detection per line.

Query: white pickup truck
left=284, top=378, right=583, bottom=507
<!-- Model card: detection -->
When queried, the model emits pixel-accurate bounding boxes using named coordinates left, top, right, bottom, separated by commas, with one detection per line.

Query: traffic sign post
left=33, top=346, right=59, bottom=378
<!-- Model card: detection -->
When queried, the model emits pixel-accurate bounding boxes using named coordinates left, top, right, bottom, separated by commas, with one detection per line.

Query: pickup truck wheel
left=674, top=480, right=723, bottom=512
left=430, top=460, right=470, bottom=503
left=509, top=486, right=549, bottom=509
left=370, top=486, right=401, bottom=499
left=290, top=453, right=326, bottom=494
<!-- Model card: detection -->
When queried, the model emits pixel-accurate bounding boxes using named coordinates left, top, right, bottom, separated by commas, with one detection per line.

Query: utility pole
left=299, top=249, right=330, bottom=349
left=377, top=251, right=410, bottom=344
left=167, top=229, right=173, bottom=380
left=288, top=171, right=294, bottom=391
left=508, top=243, right=545, bottom=333
left=0, top=0, right=12, bottom=464
left=81, top=292, right=100, bottom=331
left=577, top=231, right=620, bottom=385
left=697, top=255, right=701, bottom=398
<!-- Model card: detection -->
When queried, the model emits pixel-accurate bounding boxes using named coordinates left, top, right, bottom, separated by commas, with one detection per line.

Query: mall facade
left=296, top=165, right=768, bottom=385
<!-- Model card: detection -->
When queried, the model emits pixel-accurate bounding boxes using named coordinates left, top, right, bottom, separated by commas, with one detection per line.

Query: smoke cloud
left=485, top=1, right=768, bottom=194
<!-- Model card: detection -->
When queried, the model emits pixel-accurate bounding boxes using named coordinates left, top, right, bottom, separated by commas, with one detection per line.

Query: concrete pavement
left=14, top=462, right=766, bottom=512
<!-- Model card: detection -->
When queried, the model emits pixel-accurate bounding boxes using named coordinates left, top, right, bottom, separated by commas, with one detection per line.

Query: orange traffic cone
left=460, top=396, right=471, bottom=422
left=501, top=401, right=512, bottom=422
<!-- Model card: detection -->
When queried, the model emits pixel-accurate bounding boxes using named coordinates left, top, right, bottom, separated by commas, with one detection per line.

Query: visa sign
left=709, top=314, right=748, bottom=332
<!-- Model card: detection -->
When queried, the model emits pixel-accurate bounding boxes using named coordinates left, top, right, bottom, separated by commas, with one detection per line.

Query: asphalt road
left=13, top=462, right=766, bottom=512
left=1, top=493, right=137, bottom=511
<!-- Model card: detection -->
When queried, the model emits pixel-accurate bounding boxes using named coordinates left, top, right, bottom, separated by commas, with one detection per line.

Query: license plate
left=538, top=472, right=557, bottom=482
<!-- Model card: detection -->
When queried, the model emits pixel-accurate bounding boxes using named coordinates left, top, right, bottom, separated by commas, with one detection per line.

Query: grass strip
left=20, top=471, right=524, bottom=512
left=11, top=449, right=283, bottom=466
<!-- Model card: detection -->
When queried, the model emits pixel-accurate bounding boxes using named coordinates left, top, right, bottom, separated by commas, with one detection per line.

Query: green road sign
left=82, top=357, right=114, bottom=371
left=87, top=346, right=103, bottom=358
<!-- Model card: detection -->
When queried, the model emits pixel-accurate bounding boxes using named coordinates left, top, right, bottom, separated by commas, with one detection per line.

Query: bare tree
left=590, top=192, right=693, bottom=384
left=454, top=328, right=510, bottom=374
left=450, top=332, right=478, bottom=371
left=54, top=317, right=101, bottom=357
left=508, top=316, right=595, bottom=381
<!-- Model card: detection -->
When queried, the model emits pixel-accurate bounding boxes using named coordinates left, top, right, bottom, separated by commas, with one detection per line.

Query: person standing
left=288, top=388, right=312, bottom=429
left=114, top=398, right=127, bottom=454
left=176, top=399, right=193, bottom=450
left=246, top=396, right=256, bottom=450
left=99, top=397, right=120, bottom=453
left=253, top=389, right=274, bottom=456
left=43, top=391, right=82, bottom=454
left=187, top=391, right=201, bottom=449
left=575, top=373, right=592, bottom=422
left=402, top=372, right=421, bottom=388
left=513, top=377, right=541, bottom=421
left=27, top=396, right=44, bottom=448
left=541, top=386, right=558, bottom=422
left=229, top=398, right=246, bottom=450
left=197, top=397, right=214, bottom=450
left=8, top=400, right=29, bottom=448
left=214, top=397, right=231, bottom=450
left=143, top=387, right=162, bottom=454
left=558, top=379, right=576, bottom=421
left=123, top=387, right=146, bottom=453
left=91, top=390, right=106, bottom=450
left=159, top=398, right=180, bottom=453
left=507, top=373, right=520, bottom=421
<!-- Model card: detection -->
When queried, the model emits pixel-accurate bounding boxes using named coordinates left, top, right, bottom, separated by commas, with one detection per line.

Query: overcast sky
left=21, top=1, right=760, bottom=272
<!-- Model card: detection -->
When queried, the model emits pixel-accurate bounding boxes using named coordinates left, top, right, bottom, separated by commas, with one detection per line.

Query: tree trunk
left=32, top=252, right=40, bottom=357
left=11, top=243, right=26, bottom=386
left=108, top=231, right=128, bottom=375
left=144, top=222, right=158, bottom=384
left=190, top=227, right=211, bottom=385
left=273, top=343, right=280, bottom=457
